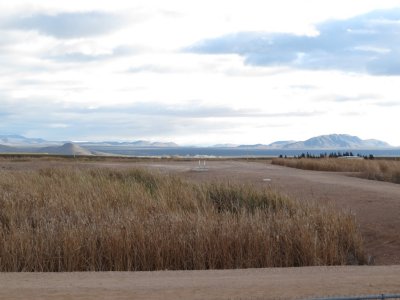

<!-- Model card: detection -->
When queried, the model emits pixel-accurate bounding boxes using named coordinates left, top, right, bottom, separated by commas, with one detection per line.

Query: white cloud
left=188, top=8, right=400, bottom=75
left=0, top=1, right=400, bottom=146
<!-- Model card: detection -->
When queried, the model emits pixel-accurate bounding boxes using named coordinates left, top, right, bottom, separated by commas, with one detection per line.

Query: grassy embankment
left=272, top=158, right=400, bottom=184
left=0, top=167, right=365, bottom=271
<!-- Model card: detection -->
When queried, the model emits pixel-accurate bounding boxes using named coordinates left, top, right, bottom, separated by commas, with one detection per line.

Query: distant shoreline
left=82, top=146, right=400, bottom=158
left=2, top=140, right=400, bottom=159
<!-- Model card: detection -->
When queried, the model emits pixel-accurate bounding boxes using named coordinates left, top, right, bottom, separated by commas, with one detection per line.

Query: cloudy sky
left=1, top=0, right=400, bottom=146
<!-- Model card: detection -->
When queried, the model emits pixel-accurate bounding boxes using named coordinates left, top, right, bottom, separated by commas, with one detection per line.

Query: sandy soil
left=0, top=266, right=399, bottom=300
left=1, top=158, right=399, bottom=299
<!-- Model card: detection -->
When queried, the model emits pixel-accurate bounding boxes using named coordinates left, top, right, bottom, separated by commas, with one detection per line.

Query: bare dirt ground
left=1, top=158, right=399, bottom=299
left=1, top=266, right=399, bottom=300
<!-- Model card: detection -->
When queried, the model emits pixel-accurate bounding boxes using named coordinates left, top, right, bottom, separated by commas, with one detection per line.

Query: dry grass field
left=1, top=157, right=399, bottom=299
left=272, top=157, right=400, bottom=184
left=0, top=166, right=365, bottom=271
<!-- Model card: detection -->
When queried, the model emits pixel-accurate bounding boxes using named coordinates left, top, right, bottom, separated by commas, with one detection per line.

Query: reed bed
left=0, top=167, right=365, bottom=271
left=272, top=158, right=400, bottom=184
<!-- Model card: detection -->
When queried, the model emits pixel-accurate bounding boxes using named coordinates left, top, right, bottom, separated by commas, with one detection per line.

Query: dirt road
left=1, top=266, right=399, bottom=300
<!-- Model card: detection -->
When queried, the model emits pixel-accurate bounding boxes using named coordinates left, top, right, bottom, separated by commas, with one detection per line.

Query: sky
left=1, top=0, right=400, bottom=146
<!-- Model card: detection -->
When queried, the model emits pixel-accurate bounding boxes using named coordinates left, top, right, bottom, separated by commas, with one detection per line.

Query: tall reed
left=0, top=167, right=365, bottom=271
left=272, top=158, right=400, bottom=184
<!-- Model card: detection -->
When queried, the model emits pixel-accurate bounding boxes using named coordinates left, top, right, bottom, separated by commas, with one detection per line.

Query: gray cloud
left=314, top=93, right=382, bottom=103
left=48, top=52, right=106, bottom=63
left=0, top=49, right=54, bottom=74
left=0, top=93, right=322, bottom=141
left=68, top=102, right=322, bottom=119
left=187, top=8, right=400, bottom=76
left=2, top=11, right=127, bottom=39
left=0, top=30, right=21, bottom=48
left=333, top=94, right=381, bottom=102
left=14, top=79, right=80, bottom=87
left=44, top=45, right=138, bottom=63
left=0, top=98, right=228, bottom=140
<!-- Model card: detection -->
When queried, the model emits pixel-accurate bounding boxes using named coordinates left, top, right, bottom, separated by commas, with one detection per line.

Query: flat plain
left=0, top=157, right=399, bottom=299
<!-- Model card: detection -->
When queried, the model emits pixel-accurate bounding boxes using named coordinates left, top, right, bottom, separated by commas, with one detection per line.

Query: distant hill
left=0, top=144, right=17, bottom=153
left=213, top=144, right=239, bottom=148
left=237, top=144, right=269, bottom=149
left=227, top=134, right=391, bottom=150
left=77, top=140, right=179, bottom=148
left=126, top=140, right=178, bottom=147
left=0, top=135, right=58, bottom=146
left=0, top=134, right=393, bottom=154
left=0, top=135, right=179, bottom=148
left=268, top=140, right=296, bottom=148
left=147, top=142, right=179, bottom=148
left=39, top=143, right=93, bottom=156
left=283, top=134, right=391, bottom=149
left=362, top=139, right=391, bottom=148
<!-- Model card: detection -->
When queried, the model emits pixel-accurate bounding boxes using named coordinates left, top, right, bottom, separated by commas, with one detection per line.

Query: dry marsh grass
left=272, top=158, right=400, bottom=184
left=0, top=167, right=365, bottom=271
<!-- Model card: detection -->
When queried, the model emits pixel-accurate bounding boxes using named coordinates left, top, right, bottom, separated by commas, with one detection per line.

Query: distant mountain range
left=0, top=135, right=178, bottom=148
left=268, top=140, right=297, bottom=148
left=222, top=134, right=392, bottom=150
left=282, top=134, right=390, bottom=149
left=0, top=142, right=94, bottom=156
left=0, top=144, right=14, bottom=152
left=0, top=134, right=395, bottom=156
left=0, top=135, right=180, bottom=156
left=78, top=140, right=179, bottom=148
left=0, top=134, right=58, bottom=146
left=38, top=143, right=94, bottom=156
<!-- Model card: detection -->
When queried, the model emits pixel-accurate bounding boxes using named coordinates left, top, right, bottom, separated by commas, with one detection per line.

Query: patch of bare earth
left=0, top=266, right=399, bottom=300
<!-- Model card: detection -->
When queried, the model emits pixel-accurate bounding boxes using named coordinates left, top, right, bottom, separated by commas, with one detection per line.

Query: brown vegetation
left=272, top=158, right=400, bottom=184
left=0, top=167, right=365, bottom=271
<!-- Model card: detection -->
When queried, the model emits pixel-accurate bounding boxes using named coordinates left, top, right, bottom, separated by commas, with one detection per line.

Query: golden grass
left=0, top=167, right=365, bottom=271
left=272, top=158, right=400, bottom=184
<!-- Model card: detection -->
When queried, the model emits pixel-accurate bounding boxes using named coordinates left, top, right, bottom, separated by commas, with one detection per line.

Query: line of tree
left=279, top=152, right=374, bottom=159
